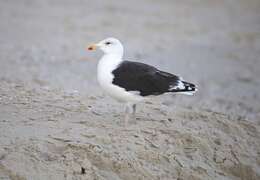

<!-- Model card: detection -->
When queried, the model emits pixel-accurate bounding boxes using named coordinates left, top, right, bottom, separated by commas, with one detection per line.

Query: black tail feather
left=182, top=81, right=197, bottom=92
left=169, top=80, right=197, bottom=95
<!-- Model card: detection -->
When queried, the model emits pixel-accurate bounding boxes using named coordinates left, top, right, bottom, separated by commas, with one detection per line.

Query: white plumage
left=97, top=53, right=144, bottom=103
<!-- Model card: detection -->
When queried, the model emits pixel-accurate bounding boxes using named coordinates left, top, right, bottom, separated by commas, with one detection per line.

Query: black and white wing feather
left=112, top=61, right=196, bottom=96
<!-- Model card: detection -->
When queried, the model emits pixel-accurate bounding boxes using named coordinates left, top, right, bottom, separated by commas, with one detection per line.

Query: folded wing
left=112, top=61, right=196, bottom=96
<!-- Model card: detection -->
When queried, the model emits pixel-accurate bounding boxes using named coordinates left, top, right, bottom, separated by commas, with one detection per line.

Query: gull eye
left=105, top=41, right=111, bottom=45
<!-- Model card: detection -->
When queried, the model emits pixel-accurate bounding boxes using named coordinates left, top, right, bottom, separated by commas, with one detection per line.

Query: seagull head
left=87, top=37, right=124, bottom=55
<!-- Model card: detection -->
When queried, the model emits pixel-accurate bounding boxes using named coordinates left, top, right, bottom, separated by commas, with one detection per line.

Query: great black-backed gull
left=87, top=37, right=197, bottom=125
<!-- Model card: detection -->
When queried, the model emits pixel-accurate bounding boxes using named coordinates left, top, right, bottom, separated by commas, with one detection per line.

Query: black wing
left=112, top=61, right=192, bottom=96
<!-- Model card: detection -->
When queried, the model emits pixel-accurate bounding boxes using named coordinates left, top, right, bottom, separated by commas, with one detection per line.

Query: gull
left=87, top=37, right=197, bottom=125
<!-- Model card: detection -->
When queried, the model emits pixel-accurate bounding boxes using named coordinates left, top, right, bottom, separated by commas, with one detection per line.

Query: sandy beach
left=0, top=0, right=260, bottom=179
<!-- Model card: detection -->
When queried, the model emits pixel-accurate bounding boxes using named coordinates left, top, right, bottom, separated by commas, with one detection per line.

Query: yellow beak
left=87, top=44, right=97, bottom=51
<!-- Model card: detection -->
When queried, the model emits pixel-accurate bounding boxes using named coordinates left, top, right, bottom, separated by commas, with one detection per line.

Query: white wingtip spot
left=169, top=80, right=185, bottom=90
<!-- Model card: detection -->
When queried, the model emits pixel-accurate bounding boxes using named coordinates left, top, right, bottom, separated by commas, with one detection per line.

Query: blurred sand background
left=0, top=0, right=260, bottom=179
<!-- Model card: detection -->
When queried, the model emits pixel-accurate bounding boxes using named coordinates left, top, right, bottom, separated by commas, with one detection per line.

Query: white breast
left=97, top=55, right=143, bottom=103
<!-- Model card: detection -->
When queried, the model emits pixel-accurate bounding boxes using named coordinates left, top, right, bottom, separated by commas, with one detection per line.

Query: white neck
left=97, top=52, right=124, bottom=84
left=99, top=53, right=123, bottom=67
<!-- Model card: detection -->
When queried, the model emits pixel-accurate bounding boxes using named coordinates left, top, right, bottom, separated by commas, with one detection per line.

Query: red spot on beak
left=87, top=44, right=97, bottom=51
